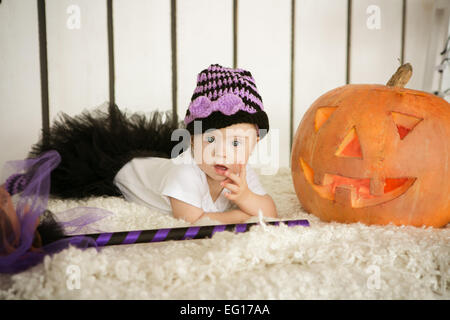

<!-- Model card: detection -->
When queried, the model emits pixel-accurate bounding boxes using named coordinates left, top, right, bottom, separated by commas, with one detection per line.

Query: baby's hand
left=220, top=164, right=251, bottom=204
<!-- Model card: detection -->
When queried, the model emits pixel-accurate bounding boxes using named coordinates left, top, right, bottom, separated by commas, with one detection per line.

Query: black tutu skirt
left=28, top=103, right=187, bottom=199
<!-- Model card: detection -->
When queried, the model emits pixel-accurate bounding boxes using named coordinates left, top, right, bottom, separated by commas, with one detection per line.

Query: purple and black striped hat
left=184, top=64, right=269, bottom=139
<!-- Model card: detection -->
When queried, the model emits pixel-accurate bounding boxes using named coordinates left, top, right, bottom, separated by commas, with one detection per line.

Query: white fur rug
left=0, top=167, right=448, bottom=299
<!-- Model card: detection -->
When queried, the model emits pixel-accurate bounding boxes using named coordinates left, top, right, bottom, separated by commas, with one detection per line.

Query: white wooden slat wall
left=294, top=0, right=348, bottom=149
left=350, top=0, right=403, bottom=84
left=0, top=0, right=42, bottom=178
left=177, top=0, right=234, bottom=120
left=1, top=0, right=449, bottom=173
left=46, top=0, right=109, bottom=119
left=239, top=0, right=292, bottom=169
left=442, top=17, right=450, bottom=96
left=404, top=0, right=435, bottom=91
left=423, top=0, right=450, bottom=93
left=115, top=0, right=172, bottom=112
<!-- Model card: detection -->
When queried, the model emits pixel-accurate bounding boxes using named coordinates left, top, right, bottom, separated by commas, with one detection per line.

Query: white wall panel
left=238, top=0, right=292, bottom=169
left=441, top=17, right=450, bottom=102
left=350, top=0, right=403, bottom=84
left=114, top=0, right=172, bottom=112
left=404, top=0, right=435, bottom=91
left=46, top=0, right=109, bottom=120
left=293, top=0, right=347, bottom=142
left=177, top=0, right=233, bottom=119
left=421, top=0, right=450, bottom=93
left=0, top=0, right=42, bottom=170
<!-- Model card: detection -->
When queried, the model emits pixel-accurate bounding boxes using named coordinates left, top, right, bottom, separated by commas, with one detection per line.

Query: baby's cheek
left=230, top=165, right=239, bottom=174
left=235, top=148, right=250, bottom=164
left=230, top=164, right=244, bottom=175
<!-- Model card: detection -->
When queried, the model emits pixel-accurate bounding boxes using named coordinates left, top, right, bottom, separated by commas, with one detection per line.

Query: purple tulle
left=56, top=206, right=113, bottom=235
left=0, top=150, right=113, bottom=274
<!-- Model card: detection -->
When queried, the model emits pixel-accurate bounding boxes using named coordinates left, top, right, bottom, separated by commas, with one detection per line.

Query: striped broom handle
left=64, top=219, right=310, bottom=247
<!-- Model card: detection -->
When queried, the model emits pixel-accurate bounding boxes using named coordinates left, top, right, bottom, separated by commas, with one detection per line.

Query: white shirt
left=113, top=148, right=266, bottom=214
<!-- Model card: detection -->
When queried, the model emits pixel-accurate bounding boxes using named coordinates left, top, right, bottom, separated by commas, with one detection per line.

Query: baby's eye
left=206, top=136, right=215, bottom=143
left=232, top=139, right=240, bottom=147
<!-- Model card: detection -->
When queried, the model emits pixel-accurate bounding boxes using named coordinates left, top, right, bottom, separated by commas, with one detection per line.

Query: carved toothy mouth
left=300, top=158, right=416, bottom=208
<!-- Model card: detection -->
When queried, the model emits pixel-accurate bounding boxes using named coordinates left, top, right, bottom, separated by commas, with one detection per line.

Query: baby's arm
left=201, top=210, right=253, bottom=224
left=234, top=193, right=278, bottom=218
left=169, top=196, right=252, bottom=224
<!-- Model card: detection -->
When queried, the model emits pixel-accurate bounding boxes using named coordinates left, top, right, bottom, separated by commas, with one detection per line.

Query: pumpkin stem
left=386, top=63, right=413, bottom=88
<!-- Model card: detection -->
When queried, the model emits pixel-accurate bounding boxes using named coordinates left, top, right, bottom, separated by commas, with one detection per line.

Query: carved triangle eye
left=335, top=127, right=362, bottom=159
left=391, top=111, right=422, bottom=140
left=315, top=107, right=337, bottom=131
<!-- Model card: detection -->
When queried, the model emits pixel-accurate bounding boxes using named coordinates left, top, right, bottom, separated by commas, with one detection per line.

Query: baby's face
left=191, top=123, right=259, bottom=181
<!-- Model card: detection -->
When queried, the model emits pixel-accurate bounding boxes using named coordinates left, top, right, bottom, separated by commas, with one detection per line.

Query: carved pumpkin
left=291, top=64, right=450, bottom=227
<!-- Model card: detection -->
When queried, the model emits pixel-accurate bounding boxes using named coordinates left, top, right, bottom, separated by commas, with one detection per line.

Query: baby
left=29, top=64, right=278, bottom=224
left=114, top=65, right=277, bottom=223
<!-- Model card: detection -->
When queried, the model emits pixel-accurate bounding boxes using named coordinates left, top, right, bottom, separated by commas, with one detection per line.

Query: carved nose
left=335, top=127, right=363, bottom=159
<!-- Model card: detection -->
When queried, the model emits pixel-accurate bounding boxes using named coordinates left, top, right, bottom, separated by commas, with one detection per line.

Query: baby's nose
left=215, top=145, right=237, bottom=165
left=213, top=140, right=227, bottom=157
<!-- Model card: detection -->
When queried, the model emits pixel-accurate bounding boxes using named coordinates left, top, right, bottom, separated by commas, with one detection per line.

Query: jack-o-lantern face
left=301, top=104, right=422, bottom=208
left=291, top=81, right=450, bottom=228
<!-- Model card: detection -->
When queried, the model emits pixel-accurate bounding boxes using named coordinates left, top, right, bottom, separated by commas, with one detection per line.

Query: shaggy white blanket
left=0, top=167, right=448, bottom=299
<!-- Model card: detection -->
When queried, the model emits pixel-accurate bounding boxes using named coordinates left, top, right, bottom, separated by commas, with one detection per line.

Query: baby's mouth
left=214, top=164, right=229, bottom=174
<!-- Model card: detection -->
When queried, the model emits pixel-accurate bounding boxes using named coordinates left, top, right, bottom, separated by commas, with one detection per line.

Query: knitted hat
left=184, top=64, right=269, bottom=139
